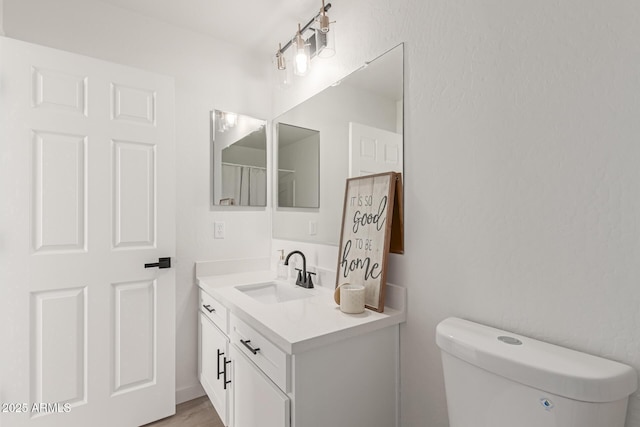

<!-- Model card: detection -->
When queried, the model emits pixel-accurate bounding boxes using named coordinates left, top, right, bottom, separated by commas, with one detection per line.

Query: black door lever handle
left=144, top=257, right=171, bottom=269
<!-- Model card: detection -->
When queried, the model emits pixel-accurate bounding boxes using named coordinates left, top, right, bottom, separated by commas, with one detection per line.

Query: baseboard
left=176, top=383, right=205, bottom=405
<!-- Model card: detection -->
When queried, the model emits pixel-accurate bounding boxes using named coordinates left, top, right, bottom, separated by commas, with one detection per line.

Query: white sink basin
left=236, top=281, right=317, bottom=304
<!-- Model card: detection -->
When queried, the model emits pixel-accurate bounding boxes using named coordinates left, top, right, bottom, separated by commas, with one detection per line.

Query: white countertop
left=198, top=270, right=406, bottom=354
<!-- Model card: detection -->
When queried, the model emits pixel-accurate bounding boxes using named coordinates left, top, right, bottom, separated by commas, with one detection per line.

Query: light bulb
left=293, top=23, right=311, bottom=76
left=295, top=50, right=309, bottom=75
left=225, top=113, right=237, bottom=128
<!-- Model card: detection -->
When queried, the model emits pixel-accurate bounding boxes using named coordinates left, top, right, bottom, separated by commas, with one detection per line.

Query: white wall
left=3, top=0, right=272, bottom=403
left=273, top=1, right=640, bottom=426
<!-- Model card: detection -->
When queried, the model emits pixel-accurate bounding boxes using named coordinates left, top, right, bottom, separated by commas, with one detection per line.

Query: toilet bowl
left=436, top=317, right=637, bottom=427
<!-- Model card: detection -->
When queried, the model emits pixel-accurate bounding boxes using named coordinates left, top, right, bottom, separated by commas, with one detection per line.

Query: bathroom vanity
left=197, top=270, right=406, bottom=427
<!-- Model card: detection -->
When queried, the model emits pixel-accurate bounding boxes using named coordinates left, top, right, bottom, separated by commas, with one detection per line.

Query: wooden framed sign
left=336, top=172, right=403, bottom=312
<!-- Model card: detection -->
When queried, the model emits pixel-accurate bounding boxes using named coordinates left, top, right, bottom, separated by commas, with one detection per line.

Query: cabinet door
left=230, top=345, right=290, bottom=427
left=199, top=313, right=230, bottom=425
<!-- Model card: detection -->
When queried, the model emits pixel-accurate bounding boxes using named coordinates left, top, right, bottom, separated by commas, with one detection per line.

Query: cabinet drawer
left=200, top=289, right=228, bottom=333
left=230, top=314, right=289, bottom=392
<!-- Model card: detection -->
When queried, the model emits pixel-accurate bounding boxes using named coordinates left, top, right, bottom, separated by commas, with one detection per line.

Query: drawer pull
left=203, top=304, right=216, bottom=313
left=223, top=358, right=232, bottom=390
left=216, top=349, right=224, bottom=380
left=240, top=339, right=261, bottom=355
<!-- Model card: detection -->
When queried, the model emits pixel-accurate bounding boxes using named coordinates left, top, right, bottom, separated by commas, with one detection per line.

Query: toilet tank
left=436, top=318, right=638, bottom=427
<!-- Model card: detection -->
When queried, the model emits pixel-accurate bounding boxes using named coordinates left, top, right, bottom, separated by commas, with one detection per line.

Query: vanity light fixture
left=293, top=24, right=311, bottom=76
left=276, top=43, right=287, bottom=70
left=276, top=43, right=293, bottom=86
left=274, top=1, right=335, bottom=79
left=216, top=110, right=238, bottom=132
left=317, top=0, right=331, bottom=33
left=225, top=112, right=237, bottom=128
left=315, top=0, right=335, bottom=58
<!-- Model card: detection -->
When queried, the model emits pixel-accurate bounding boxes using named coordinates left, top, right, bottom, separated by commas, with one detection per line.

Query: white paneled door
left=0, top=37, right=176, bottom=426
left=349, top=122, right=403, bottom=177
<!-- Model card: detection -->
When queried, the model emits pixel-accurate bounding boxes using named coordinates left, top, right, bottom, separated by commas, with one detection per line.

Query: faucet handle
left=295, top=268, right=303, bottom=284
left=306, top=271, right=316, bottom=288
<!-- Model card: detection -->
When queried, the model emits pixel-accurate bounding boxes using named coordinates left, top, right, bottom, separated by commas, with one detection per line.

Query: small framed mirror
left=211, top=110, right=267, bottom=207
left=277, top=123, right=320, bottom=208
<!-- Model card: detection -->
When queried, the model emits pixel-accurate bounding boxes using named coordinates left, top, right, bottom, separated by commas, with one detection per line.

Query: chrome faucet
left=284, top=250, right=315, bottom=288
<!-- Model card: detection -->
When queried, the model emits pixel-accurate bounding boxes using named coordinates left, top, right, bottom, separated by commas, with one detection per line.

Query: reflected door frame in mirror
left=210, top=109, right=268, bottom=209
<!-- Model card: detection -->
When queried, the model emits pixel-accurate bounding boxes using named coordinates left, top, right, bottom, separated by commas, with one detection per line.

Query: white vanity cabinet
left=198, top=281, right=402, bottom=427
left=199, top=288, right=291, bottom=427
left=198, top=290, right=231, bottom=425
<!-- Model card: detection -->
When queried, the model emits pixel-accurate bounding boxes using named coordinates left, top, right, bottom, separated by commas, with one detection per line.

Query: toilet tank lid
left=436, top=317, right=638, bottom=403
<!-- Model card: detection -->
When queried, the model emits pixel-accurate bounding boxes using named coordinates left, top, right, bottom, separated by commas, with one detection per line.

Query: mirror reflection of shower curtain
left=221, top=164, right=266, bottom=206
left=249, top=168, right=266, bottom=206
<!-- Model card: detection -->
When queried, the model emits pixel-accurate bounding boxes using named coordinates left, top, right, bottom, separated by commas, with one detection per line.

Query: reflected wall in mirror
left=277, top=123, right=320, bottom=208
left=273, top=43, right=403, bottom=245
left=211, top=110, right=267, bottom=207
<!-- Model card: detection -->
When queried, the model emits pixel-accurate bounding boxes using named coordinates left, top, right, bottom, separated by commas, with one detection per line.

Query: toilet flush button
left=498, top=336, right=523, bottom=345
left=540, top=398, right=554, bottom=411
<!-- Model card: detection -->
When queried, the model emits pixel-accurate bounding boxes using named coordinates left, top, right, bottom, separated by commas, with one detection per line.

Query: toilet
left=436, top=317, right=638, bottom=426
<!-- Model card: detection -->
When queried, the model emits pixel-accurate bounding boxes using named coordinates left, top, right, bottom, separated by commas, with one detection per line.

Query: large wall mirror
left=211, top=110, right=267, bottom=207
left=273, top=43, right=404, bottom=245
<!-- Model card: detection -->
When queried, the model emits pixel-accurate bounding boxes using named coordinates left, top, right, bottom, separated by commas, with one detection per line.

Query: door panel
left=32, top=130, right=88, bottom=253
left=111, top=84, right=156, bottom=125
left=0, top=37, right=175, bottom=427
left=113, top=140, right=156, bottom=248
left=31, top=66, right=88, bottom=115
left=112, top=280, right=156, bottom=395
left=349, top=122, right=403, bottom=177
left=31, top=287, right=87, bottom=407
